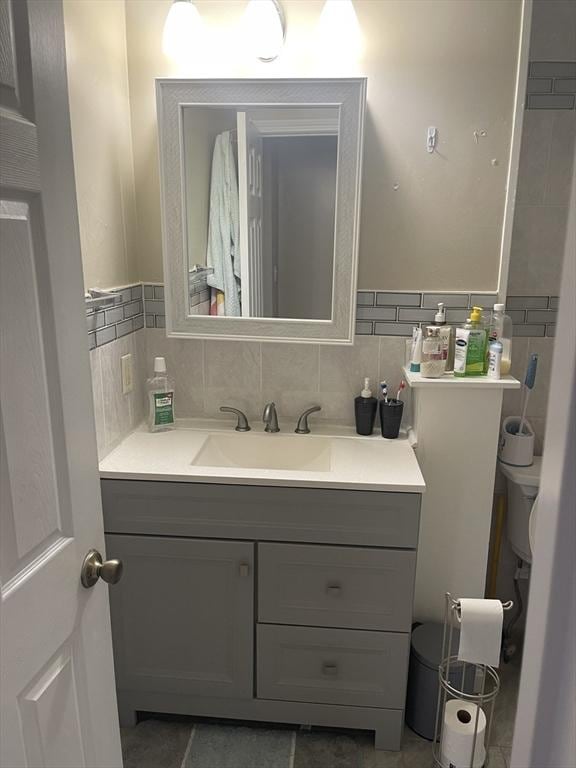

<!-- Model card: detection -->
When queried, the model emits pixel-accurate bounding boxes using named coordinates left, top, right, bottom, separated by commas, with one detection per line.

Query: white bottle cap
left=494, top=303, right=505, bottom=312
left=361, top=377, right=372, bottom=398
left=154, top=356, right=167, bottom=374
left=435, top=302, right=446, bottom=323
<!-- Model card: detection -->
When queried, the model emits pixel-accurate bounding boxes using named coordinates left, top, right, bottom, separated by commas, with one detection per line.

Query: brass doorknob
left=81, top=549, right=123, bottom=588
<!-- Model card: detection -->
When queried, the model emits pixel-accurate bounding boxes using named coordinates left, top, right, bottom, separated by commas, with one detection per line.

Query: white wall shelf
left=403, top=367, right=520, bottom=389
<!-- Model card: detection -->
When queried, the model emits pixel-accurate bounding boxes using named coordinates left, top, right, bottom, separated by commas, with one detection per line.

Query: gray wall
left=502, top=0, right=576, bottom=453
left=272, top=135, right=337, bottom=321
left=493, top=0, right=575, bottom=622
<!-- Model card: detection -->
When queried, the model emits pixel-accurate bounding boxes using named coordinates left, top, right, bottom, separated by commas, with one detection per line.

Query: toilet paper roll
left=440, top=699, right=486, bottom=768
left=457, top=598, right=503, bottom=667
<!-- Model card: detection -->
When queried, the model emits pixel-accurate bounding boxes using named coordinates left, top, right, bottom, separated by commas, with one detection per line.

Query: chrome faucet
left=295, top=406, right=321, bottom=434
left=263, top=402, right=280, bottom=433
left=220, top=406, right=251, bottom=432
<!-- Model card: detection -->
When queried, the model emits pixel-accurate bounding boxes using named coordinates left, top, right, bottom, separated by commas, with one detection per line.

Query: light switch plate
left=121, top=353, right=133, bottom=394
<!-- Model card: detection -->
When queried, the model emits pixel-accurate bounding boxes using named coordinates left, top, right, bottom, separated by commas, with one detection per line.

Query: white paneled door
left=237, top=111, right=264, bottom=317
left=0, top=2, right=122, bottom=766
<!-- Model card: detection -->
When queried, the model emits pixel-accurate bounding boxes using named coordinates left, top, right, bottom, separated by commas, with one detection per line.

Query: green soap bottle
left=454, top=306, right=488, bottom=377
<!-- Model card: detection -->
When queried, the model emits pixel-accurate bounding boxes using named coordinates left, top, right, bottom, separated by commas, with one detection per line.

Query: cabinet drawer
left=258, top=543, right=416, bottom=632
left=257, top=624, right=410, bottom=709
left=102, top=480, right=420, bottom=548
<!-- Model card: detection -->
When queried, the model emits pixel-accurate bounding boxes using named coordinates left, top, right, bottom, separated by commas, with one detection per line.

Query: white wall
left=124, top=0, right=523, bottom=291
left=182, top=107, right=237, bottom=269
left=63, top=0, right=138, bottom=290
left=64, top=1, right=145, bottom=459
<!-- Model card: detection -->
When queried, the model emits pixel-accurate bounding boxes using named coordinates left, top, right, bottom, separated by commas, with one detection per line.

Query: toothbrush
left=396, top=380, right=406, bottom=401
left=518, top=353, right=538, bottom=435
left=380, top=381, right=388, bottom=403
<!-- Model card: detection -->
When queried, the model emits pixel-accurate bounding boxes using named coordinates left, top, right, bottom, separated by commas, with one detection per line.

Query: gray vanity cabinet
left=106, top=534, right=254, bottom=701
left=102, top=480, right=421, bottom=750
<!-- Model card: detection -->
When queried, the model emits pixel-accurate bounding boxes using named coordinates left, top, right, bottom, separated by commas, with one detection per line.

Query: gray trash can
left=405, top=622, right=474, bottom=740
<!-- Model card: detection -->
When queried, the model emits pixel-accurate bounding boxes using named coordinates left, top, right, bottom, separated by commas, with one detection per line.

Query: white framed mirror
left=156, top=78, right=366, bottom=344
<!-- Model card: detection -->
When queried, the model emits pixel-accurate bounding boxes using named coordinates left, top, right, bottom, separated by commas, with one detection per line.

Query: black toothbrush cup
left=379, top=398, right=404, bottom=439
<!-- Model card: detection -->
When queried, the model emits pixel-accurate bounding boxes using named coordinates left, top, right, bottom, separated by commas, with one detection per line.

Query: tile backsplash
left=526, top=61, right=576, bottom=110
left=90, top=328, right=146, bottom=459
left=88, top=283, right=559, bottom=461
left=144, top=330, right=407, bottom=429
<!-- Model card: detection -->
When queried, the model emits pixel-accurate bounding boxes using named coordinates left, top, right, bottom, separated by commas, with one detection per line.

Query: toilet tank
left=506, top=482, right=537, bottom=563
left=500, top=457, right=542, bottom=564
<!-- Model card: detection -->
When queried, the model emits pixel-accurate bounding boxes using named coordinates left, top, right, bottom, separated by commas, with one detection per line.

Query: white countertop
left=99, top=419, right=426, bottom=493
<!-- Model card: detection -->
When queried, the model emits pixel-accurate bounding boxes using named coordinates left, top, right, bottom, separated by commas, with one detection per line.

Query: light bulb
left=162, top=0, right=204, bottom=63
left=317, top=0, right=364, bottom=62
left=242, top=0, right=286, bottom=62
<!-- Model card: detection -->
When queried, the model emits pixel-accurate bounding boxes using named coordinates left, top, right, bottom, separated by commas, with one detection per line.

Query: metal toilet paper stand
left=432, top=593, right=513, bottom=768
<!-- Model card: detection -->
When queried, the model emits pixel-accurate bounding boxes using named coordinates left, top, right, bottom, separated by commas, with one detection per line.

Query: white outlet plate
left=121, top=354, right=133, bottom=395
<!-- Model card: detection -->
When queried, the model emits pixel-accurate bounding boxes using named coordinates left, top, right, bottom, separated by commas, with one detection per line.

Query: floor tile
left=487, top=746, right=507, bottom=768
left=490, top=658, right=521, bottom=747
left=397, top=738, right=434, bottom=768
left=185, top=724, right=294, bottom=768
left=120, top=718, right=192, bottom=768
left=294, top=730, right=362, bottom=768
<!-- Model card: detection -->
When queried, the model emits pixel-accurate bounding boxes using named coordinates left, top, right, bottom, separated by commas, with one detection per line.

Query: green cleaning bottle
left=454, top=306, right=488, bottom=377
left=147, top=356, right=175, bottom=432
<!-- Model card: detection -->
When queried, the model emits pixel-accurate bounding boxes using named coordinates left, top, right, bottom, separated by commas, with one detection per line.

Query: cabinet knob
left=322, top=662, right=338, bottom=677
left=238, top=562, right=250, bottom=577
left=326, top=582, right=342, bottom=596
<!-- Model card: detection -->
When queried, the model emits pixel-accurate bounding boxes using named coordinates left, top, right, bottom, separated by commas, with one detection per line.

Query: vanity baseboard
left=102, top=479, right=421, bottom=751
left=115, top=691, right=405, bottom=751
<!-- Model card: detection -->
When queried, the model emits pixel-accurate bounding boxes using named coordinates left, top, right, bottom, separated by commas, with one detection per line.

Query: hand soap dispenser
left=454, top=306, right=488, bottom=377
left=432, top=302, right=454, bottom=372
left=354, top=377, right=377, bottom=435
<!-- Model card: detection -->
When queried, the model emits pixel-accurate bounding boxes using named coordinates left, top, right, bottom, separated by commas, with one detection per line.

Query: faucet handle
left=295, top=406, right=321, bottom=434
left=220, top=406, right=251, bottom=432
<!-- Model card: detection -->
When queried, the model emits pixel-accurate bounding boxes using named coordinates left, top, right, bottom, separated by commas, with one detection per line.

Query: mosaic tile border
left=505, top=296, right=558, bottom=338
left=143, top=283, right=166, bottom=329
left=86, top=284, right=556, bottom=345
left=355, top=292, right=557, bottom=338
left=526, top=61, right=576, bottom=110
left=86, top=284, right=144, bottom=349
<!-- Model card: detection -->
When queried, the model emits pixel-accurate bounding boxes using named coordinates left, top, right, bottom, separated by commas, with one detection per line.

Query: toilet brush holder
left=499, top=416, right=535, bottom=467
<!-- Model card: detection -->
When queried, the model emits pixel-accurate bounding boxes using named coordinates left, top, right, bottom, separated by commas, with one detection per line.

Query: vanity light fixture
left=243, top=0, right=286, bottom=62
left=162, top=0, right=204, bottom=62
left=317, top=0, right=363, bottom=62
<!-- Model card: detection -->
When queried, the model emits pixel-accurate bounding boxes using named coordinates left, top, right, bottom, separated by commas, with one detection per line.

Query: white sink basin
left=192, top=433, right=332, bottom=472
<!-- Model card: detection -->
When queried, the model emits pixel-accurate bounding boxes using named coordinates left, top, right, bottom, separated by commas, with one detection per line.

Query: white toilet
left=499, top=456, right=542, bottom=563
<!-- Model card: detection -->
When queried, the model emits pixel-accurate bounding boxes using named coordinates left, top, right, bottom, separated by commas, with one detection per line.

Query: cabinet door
left=107, top=535, right=254, bottom=699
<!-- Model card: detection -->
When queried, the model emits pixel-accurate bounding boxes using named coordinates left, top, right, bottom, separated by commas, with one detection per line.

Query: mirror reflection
left=182, top=105, right=339, bottom=320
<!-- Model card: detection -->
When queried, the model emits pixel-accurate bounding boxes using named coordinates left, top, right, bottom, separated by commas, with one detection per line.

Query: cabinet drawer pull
left=326, top=582, right=342, bottom=596
left=239, top=562, right=250, bottom=577
left=322, top=662, right=338, bottom=677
